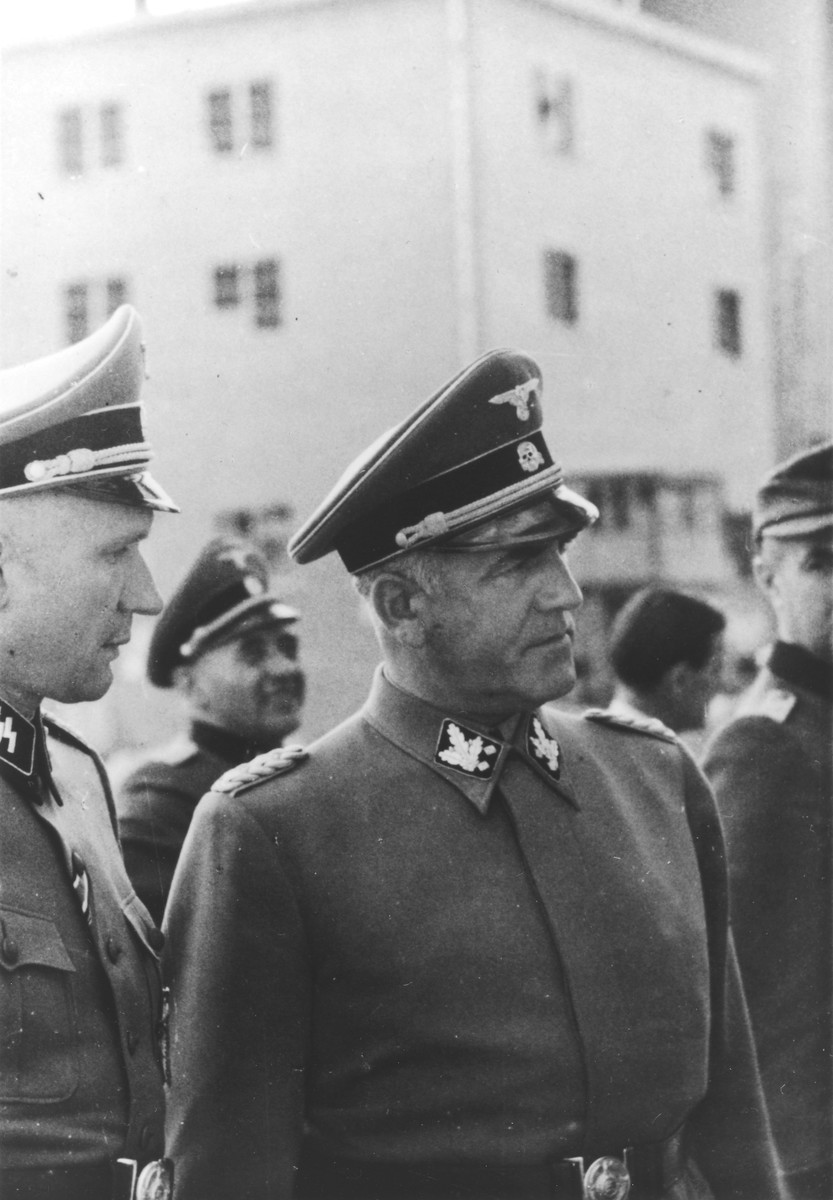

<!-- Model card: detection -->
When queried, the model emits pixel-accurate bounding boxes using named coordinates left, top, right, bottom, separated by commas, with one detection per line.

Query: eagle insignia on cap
left=435, top=720, right=500, bottom=777
left=489, top=377, right=539, bottom=420
left=527, top=716, right=561, bottom=779
left=218, top=545, right=262, bottom=573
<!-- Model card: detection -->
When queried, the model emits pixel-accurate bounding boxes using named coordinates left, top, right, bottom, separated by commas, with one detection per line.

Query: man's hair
left=609, top=587, right=726, bottom=690
left=351, top=549, right=446, bottom=600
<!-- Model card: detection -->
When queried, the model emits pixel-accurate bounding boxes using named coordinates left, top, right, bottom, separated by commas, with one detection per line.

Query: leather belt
left=296, top=1129, right=685, bottom=1199
left=0, top=1158, right=173, bottom=1200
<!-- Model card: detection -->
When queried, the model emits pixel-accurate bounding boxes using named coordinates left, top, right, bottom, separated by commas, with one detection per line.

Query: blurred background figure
left=703, top=441, right=832, bottom=1200
left=116, top=536, right=304, bottom=924
left=605, top=587, right=726, bottom=740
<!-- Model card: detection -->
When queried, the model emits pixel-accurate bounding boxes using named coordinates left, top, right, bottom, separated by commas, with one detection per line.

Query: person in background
left=703, top=441, right=832, bottom=1200
left=164, top=348, right=783, bottom=1200
left=606, top=587, right=726, bottom=736
left=116, top=537, right=303, bottom=925
left=0, top=307, right=177, bottom=1200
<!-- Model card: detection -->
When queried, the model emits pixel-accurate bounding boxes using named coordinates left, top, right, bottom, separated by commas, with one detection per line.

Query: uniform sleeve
left=163, top=792, right=310, bottom=1200
left=702, top=718, right=830, bottom=1187
left=677, top=747, right=787, bottom=1200
left=116, top=767, right=197, bottom=927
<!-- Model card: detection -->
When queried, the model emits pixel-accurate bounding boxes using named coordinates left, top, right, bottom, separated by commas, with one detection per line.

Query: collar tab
left=434, top=719, right=502, bottom=778
left=0, top=699, right=36, bottom=776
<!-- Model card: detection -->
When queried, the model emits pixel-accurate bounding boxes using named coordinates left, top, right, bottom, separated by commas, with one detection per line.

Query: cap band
left=334, top=431, right=557, bottom=571
left=0, top=403, right=150, bottom=492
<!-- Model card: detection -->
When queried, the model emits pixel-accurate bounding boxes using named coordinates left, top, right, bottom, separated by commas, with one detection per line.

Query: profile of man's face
left=180, top=623, right=304, bottom=746
left=0, top=490, right=161, bottom=713
left=756, top=532, right=833, bottom=663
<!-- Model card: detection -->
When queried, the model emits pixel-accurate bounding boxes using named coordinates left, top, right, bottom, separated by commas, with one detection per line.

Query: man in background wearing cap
left=0, top=307, right=177, bottom=1200
left=116, top=537, right=303, bottom=926
left=164, top=350, right=782, bottom=1200
left=703, top=442, right=833, bottom=1200
left=605, top=587, right=726, bottom=741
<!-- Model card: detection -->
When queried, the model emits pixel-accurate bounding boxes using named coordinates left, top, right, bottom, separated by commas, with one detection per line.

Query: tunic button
left=1, top=937, right=19, bottom=965
left=106, top=937, right=123, bottom=964
left=146, top=926, right=165, bottom=953
left=127, top=1031, right=140, bottom=1055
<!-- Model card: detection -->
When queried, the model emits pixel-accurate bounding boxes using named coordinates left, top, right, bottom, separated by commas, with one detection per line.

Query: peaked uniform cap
left=0, top=305, right=177, bottom=512
left=148, top=537, right=299, bottom=688
left=288, top=348, right=597, bottom=572
left=754, top=440, right=833, bottom=540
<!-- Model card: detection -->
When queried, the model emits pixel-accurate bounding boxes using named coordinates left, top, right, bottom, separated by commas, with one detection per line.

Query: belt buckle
left=570, top=1154, right=631, bottom=1200
left=135, top=1158, right=174, bottom=1200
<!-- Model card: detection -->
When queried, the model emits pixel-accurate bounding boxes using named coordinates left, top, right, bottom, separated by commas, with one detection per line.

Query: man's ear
left=172, top=663, right=196, bottom=694
left=368, top=572, right=428, bottom=648
left=752, top=551, right=776, bottom=604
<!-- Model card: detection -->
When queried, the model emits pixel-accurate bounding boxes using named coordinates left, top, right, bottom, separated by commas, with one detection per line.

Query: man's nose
left=537, top=546, right=583, bottom=611
left=122, top=551, right=163, bottom=617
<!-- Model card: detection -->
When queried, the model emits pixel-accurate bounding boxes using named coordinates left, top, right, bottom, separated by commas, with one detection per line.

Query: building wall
left=1, top=0, right=774, bottom=747
left=643, top=0, right=833, bottom=454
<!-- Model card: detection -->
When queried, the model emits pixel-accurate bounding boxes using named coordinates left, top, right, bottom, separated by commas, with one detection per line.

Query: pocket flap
left=0, top=908, right=75, bottom=973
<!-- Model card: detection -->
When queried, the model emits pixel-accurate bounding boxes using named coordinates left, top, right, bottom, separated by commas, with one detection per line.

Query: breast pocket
left=0, top=907, right=79, bottom=1103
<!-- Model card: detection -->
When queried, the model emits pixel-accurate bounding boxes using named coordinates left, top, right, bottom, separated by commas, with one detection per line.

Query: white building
left=1, top=0, right=777, bottom=741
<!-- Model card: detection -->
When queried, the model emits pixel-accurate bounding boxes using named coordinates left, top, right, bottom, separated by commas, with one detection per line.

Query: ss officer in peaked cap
left=703, top=442, right=833, bottom=1199
left=116, top=536, right=303, bottom=926
left=0, top=308, right=177, bottom=1200
left=164, top=350, right=784, bottom=1200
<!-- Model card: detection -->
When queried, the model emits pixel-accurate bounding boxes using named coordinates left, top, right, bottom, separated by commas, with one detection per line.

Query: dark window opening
left=214, top=265, right=240, bottom=308
left=715, top=289, right=742, bottom=357
left=536, top=73, right=573, bottom=154
left=100, top=103, right=124, bottom=167
left=706, top=129, right=735, bottom=197
left=254, top=259, right=281, bottom=328
left=59, top=107, right=84, bottom=174
left=250, top=81, right=273, bottom=148
left=208, top=90, right=233, bottom=153
left=106, top=278, right=128, bottom=315
left=544, top=250, right=578, bottom=325
left=65, top=283, right=89, bottom=344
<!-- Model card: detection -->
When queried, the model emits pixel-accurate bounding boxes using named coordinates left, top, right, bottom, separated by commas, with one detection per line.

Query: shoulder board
left=583, top=707, right=677, bottom=744
left=42, top=711, right=97, bottom=756
left=211, top=744, right=309, bottom=796
left=744, top=687, right=797, bottom=724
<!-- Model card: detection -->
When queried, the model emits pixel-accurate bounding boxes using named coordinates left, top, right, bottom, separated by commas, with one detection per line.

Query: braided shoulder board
left=211, top=744, right=309, bottom=795
left=583, top=708, right=677, bottom=744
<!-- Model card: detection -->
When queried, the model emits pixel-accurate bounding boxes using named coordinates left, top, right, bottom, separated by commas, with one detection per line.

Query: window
left=544, top=250, right=578, bottom=324
left=100, top=104, right=124, bottom=168
left=706, top=130, right=736, bottom=197
left=65, top=283, right=89, bottom=343
left=214, top=265, right=240, bottom=308
left=535, top=72, right=574, bottom=154
left=208, top=90, right=233, bottom=153
left=714, top=289, right=742, bottom=356
left=213, top=260, right=282, bottom=328
left=250, top=81, right=273, bottom=148
left=106, top=278, right=128, bottom=315
left=254, top=259, right=281, bottom=328
left=59, top=107, right=84, bottom=174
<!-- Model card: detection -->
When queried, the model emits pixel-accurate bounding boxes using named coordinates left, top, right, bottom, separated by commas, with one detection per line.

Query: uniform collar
left=189, top=719, right=282, bottom=765
left=768, top=641, right=833, bottom=702
left=361, top=666, right=579, bottom=814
